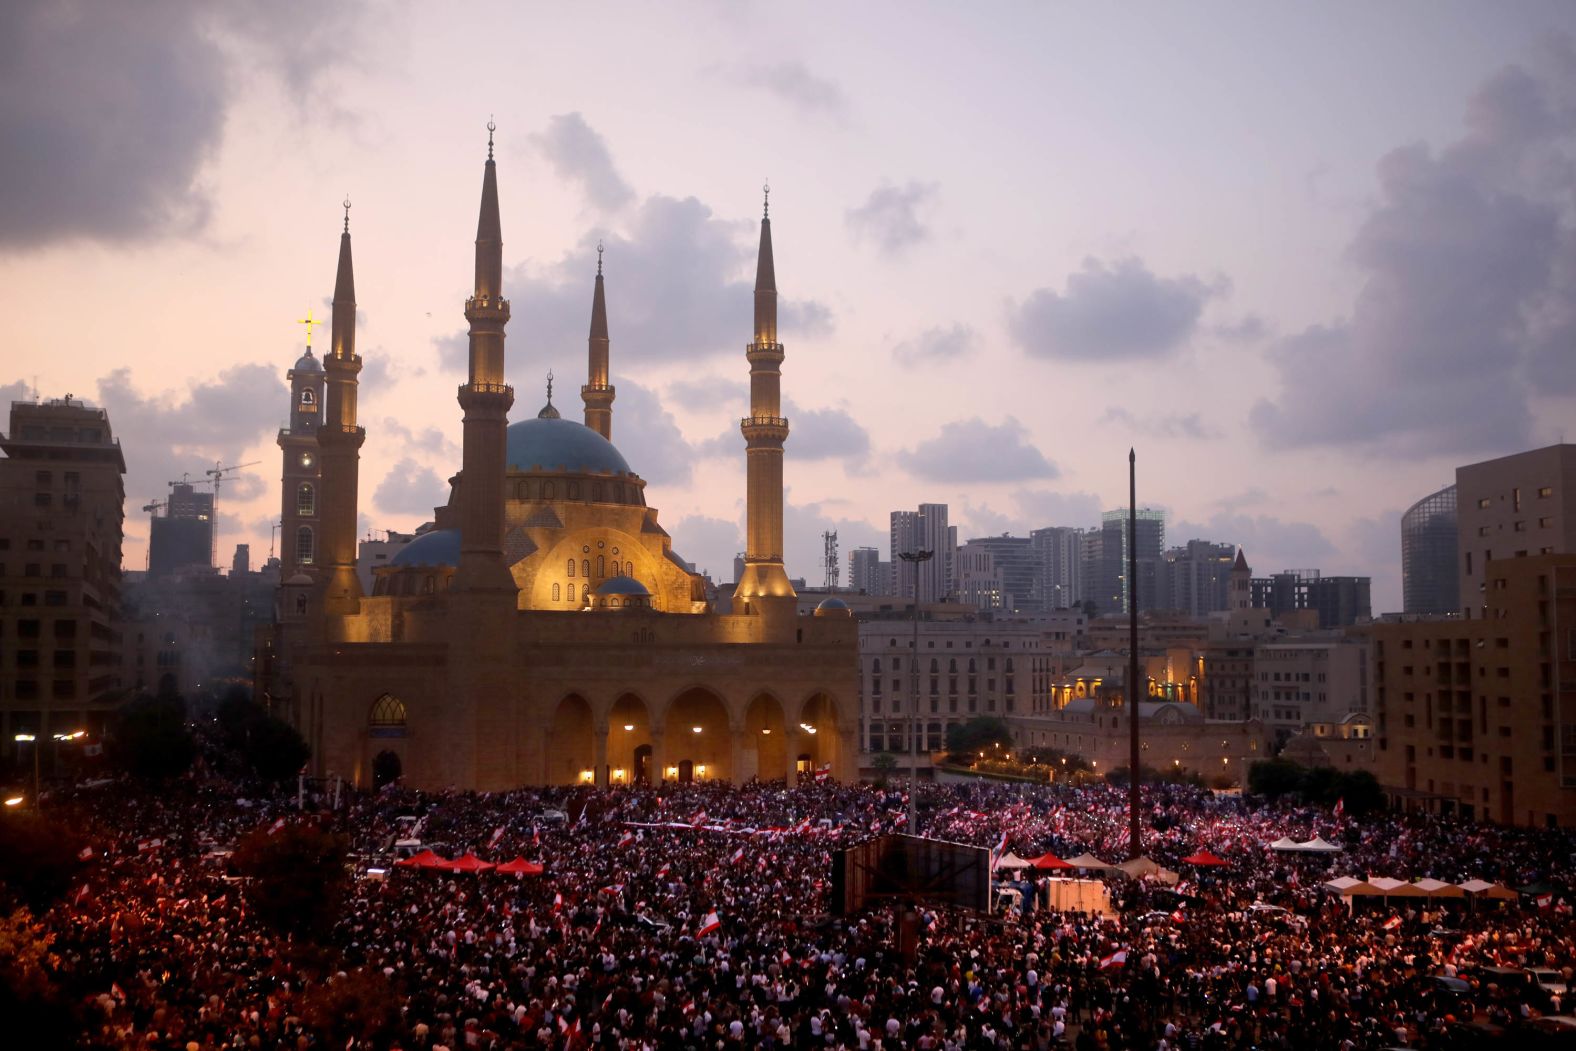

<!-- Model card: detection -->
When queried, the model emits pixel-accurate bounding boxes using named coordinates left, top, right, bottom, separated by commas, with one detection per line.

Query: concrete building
left=1090, top=508, right=1164, bottom=616
left=1200, top=641, right=1256, bottom=722
left=1250, top=570, right=1371, bottom=628
left=1401, top=483, right=1458, bottom=616
left=857, top=615, right=1054, bottom=757
left=262, top=150, right=857, bottom=791
left=847, top=546, right=887, bottom=595
left=956, top=535, right=1038, bottom=613
left=1016, top=697, right=1267, bottom=786
left=1456, top=444, right=1576, bottom=618
left=1158, top=540, right=1236, bottom=616
left=1251, top=638, right=1369, bottom=743
left=1029, top=525, right=1085, bottom=609
left=357, top=528, right=420, bottom=596
left=148, top=481, right=214, bottom=577
left=889, top=503, right=954, bottom=602
left=0, top=396, right=127, bottom=757
left=1371, top=553, right=1576, bottom=826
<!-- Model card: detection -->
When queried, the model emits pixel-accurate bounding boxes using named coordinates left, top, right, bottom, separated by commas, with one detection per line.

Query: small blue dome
left=814, top=596, right=852, bottom=618
left=596, top=575, right=650, bottom=597
left=506, top=416, right=631, bottom=475
left=390, top=528, right=462, bottom=567
left=293, top=348, right=323, bottom=373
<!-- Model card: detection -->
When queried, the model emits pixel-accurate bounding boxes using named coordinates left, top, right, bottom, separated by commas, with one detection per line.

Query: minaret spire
left=317, top=195, right=366, bottom=621
left=582, top=240, right=615, bottom=440
left=455, top=121, right=516, bottom=595
left=734, top=183, right=795, bottom=613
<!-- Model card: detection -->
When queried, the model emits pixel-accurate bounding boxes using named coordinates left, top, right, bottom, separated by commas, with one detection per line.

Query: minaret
left=316, top=198, right=365, bottom=617
left=581, top=242, right=615, bottom=440
left=453, top=122, right=517, bottom=594
left=734, top=185, right=796, bottom=610
left=277, top=314, right=325, bottom=578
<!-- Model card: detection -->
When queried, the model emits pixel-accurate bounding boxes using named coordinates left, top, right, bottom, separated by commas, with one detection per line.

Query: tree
left=1247, top=757, right=1305, bottom=800
left=0, top=813, right=86, bottom=912
left=870, top=752, right=898, bottom=786
left=0, top=908, right=79, bottom=1051
left=108, top=693, right=195, bottom=781
left=1333, top=769, right=1384, bottom=817
left=945, top=717, right=1013, bottom=757
left=233, top=824, right=349, bottom=939
left=217, top=693, right=310, bottom=783
left=300, top=967, right=401, bottom=1046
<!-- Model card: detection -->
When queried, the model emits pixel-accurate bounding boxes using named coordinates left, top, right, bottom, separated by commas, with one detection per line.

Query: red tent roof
left=494, top=857, right=544, bottom=876
left=446, top=852, right=496, bottom=873
left=395, top=849, right=447, bottom=869
left=1181, top=850, right=1228, bottom=866
left=1029, top=852, right=1073, bottom=870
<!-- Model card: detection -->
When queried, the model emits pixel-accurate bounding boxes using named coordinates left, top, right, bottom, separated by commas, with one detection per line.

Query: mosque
left=259, top=129, right=858, bottom=791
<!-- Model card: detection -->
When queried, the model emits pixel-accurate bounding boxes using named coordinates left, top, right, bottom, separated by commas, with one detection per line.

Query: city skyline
left=6, top=3, right=1576, bottom=612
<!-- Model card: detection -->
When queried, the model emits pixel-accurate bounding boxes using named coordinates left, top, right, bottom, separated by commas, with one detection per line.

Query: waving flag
left=990, top=830, right=1009, bottom=868
left=1333, top=797, right=1345, bottom=818
left=656, top=862, right=671, bottom=879
left=488, top=825, right=506, bottom=850
left=689, top=810, right=708, bottom=828
left=728, top=846, right=746, bottom=866
left=1099, top=950, right=1128, bottom=970
left=698, top=910, right=721, bottom=936
left=618, top=830, right=636, bottom=849
left=1382, top=915, right=1402, bottom=931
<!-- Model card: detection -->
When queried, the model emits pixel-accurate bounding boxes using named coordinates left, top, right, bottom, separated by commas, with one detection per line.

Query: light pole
left=14, top=733, right=38, bottom=805
left=899, top=548, right=934, bottom=835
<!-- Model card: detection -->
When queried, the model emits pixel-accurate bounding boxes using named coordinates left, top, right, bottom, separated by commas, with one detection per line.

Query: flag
left=814, top=764, right=832, bottom=783
left=698, top=910, right=721, bottom=936
left=656, top=862, right=671, bottom=879
left=1333, top=798, right=1345, bottom=818
left=1382, top=915, right=1402, bottom=931
left=1537, top=892, right=1554, bottom=910
left=136, top=838, right=163, bottom=853
left=1170, top=908, right=1185, bottom=923
left=1099, top=950, right=1128, bottom=970
left=532, top=823, right=541, bottom=847
left=599, top=883, right=623, bottom=896
left=690, top=810, right=708, bottom=827
left=267, top=816, right=287, bottom=835
left=793, top=817, right=813, bottom=836
left=77, top=846, right=93, bottom=862
left=990, top=830, right=1009, bottom=868
left=728, top=846, right=746, bottom=866
left=553, top=892, right=564, bottom=911
left=488, top=825, right=506, bottom=850
left=618, top=830, right=635, bottom=849
left=72, top=885, right=91, bottom=906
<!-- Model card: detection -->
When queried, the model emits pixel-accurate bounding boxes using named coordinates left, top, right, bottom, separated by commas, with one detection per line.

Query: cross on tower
left=298, top=309, right=324, bottom=349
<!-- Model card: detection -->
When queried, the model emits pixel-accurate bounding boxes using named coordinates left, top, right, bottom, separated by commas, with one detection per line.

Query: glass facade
left=1402, top=483, right=1458, bottom=615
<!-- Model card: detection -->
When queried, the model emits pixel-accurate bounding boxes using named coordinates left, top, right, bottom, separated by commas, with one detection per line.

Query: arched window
left=294, top=593, right=307, bottom=615
left=297, top=483, right=315, bottom=516
left=948, top=658, right=958, bottom=673
left=567, top=559, right=576, bottom=577
left=296, top=526, right=314, bottom=565
left=568, top=482, right=579, bottom=499
left=581, top=559, right=591, bottom=578
left=592, top=483, right=603, bottom=502
left=552, top=583, right=561, bottom=601
left=929, top=658, right=939, bottom=673
left=369, top=694, right=407, bottom=728
left=299, top=388, right=315, bottom=406
left=597, top=555, right=605, bottom=577
left=542, top=482, right=554, bottom=499
left=567, top=583, right=576, bottom=603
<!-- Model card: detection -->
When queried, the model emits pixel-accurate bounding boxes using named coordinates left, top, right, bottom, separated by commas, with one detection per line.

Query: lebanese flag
left=728, top=846, right=746, bottom=866
left=552, top=892, right=564, bottom=911
left=656, top=862, right=671, bottom=879
left=532, top=823, right=541, bottom=847
left=267, top=816, right=287, bottom=834
left=1537, top=892, right=1555, bottom=910
left=599, top=883, right=624, bottom=896
left=136, top=838, right=163, bottom=853
left=1171, top=907, right=1186, bottom=923
left=814, top=764, right=832, bottom=782
left=990, top=830, right=1009, bottom=868
left=488, top=825, right=506, bottom=850
left=698, top=910, right=721, bottom=936
left=793, top=817, right=813, bottom=836
left=1333, top=798, right=1345, bottom=818
left=618, top=830, right=636, bottom=849
left=1382, top=915, right=1402, bottom=931
left=690, top=810, right=708, bottom=827
left=1099, top=950, right=1128, bottom=970
left=77, top=846, right=93, bottom=862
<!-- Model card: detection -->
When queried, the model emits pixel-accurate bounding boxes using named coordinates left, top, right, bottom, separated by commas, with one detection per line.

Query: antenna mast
left=822, top=529, right=840, bottom=590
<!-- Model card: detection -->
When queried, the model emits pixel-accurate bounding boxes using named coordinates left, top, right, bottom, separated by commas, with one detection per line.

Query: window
left=582, top=559, right=591, bottom=578
left=567, top=584, right=576, bottom=603
left=1539, top=486, right=1553, bottom=498
left=369, top=693, right=407, bottom=728
left=1477, top=497, right=1491, bottom=509
left=296, top=526, right=315, bottom=565
left=299, top=388, right=315, bottom=406
left=567, top=559, right=576, bottom=577
left=598, top=555, right=605, bottom=577
left=552, top=583, right=561, bottom=601
left=296, top=483, right=315, bottom=516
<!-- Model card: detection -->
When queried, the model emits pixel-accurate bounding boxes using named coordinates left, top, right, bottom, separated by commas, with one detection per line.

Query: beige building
left=1015, top=697, right=1267, bottom=786
left=1251, top=637, right=1369, bottom=744
left=262, top=139, right=858, bottom=792
left=0, top=396, right=126, bottom=758
left=1371, top=554, right=1576, bottom=826
left=1456, top=444, right=1576, bottom=618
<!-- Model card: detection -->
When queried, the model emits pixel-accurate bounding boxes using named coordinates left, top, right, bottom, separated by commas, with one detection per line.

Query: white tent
left=1297, top=837, right=1343, bottom=853
left=1413, top=878, right=1466, bottom=899
left=1324, top=876, right=1378, bottom=896
left=1367, top=876, right=1428, bottom=898
left=1458, top=879, right=1518, bottom=900
left=1064, top=852, right=1116, bottom=871
left=993, top=851, right=1032, bottom=871
left=1269, top=837, right=1302, bottom=852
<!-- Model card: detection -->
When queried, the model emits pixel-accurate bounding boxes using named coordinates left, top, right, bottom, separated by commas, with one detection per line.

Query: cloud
left=1013, top=489, right=1104, bottom=529
left=845, top=181, right=939, bottom=255
left=782, top=496, right=886, bottom=584
left=434, top=331, right=468, bottom=374
left=782, top=400, right=870, bottom=464
left=380, top=417, right=460, bottom=462
left=95, top=364, right=287, bottom=507
left=732, top=61, right=848, bottom=117
left=372, top=458, right=448, bottom=518
left=1008, top=257, right=1218, bottom=361
left=894, top=323, right=976, bottom=366
left=1214, top=314, right=1270, bottom=342
left=666, top=375, right=746, bottom=412
left=1252, top=59, right=1576, bottom=455
left=608, top=379, right=695, bottom=487
left=1097, top=406, right=1221, bottom=440
left=502, top=194, right=834, bottom=369
left=667, top=514, right=743, bottom=582
left=0, top=1, right=367, bottom=250
left=529, top=112, right=634, bottom=211
left=897, top=417, right=1057, bottom=483
left=1172, top=512, right=1336, bottom=573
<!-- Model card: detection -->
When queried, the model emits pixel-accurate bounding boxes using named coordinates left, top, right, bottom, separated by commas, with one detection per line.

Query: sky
left=5, top=1, right=1576, bottom=613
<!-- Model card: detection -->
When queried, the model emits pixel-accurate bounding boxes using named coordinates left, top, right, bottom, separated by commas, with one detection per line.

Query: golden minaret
left=454, top=122, right=517, bottom=594
left=734, top=185, right=796, bottom=608
left=581, top=242, right=615, bottom=440
left=317, top=197, right=365, bottom=617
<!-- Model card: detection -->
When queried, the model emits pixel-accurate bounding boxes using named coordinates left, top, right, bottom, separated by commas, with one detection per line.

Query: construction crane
left=141, top=500, right=165, bottom=571
left=205, top=460, right=260, bottom=567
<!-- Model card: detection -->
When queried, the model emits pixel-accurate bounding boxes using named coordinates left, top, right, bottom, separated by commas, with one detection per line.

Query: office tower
left=1401, top=483, right=1457, bottom=616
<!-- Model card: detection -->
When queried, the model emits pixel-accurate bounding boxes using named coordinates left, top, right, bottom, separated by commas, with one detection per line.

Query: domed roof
left=596, top=575, right=650, bottom=597
left=390, top=528, right=462, bottom=568
left=506, top=415, right=631, bottom=476
left=293, top=348, right=323, bottom=373
left=284, top=572, right=314, bottom=586
left=814, top=596, right=851, bottom=618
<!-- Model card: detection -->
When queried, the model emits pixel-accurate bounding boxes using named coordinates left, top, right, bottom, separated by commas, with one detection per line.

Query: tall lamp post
left=1127, top=448, right=1142, bottom=860
left=899, top=548, right=934, bottom=835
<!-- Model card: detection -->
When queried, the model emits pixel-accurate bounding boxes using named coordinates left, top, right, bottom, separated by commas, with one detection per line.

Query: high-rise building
left=956, top=535, right=1037, bottom=612
left=0, top=395, right=126, bottom=756
left=1091, top=508, right=1163, bottom=615
left=148, top=481, right=214, bottom=577
left=1401, top=483, right=1457, bottom=616
left=1250, top=570, right=1371, bottom=628
left=890, top=503, right=952, bottom=602
left=1029, top=526, right=1085, bottom=609
left=1371, top=553, right=1576, bottom=826
left=1158, top=539, right=1236, bottom=616
left=1455, top=445, right=1576, bottom=618
left=847, top=546, right=887, bottom=595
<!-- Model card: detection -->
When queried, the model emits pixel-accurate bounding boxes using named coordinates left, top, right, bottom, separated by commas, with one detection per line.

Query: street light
left=898, top=548, right=934, bottom=835
left=14, top=733, right=39, bottom=804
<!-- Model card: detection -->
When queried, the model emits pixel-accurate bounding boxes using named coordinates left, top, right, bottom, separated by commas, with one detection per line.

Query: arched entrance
left=372, top=750, right=402, bottom=788
left=663, top=687, right=731, bottom=782
left=743, top=693, right=787, bottom=783
left=677, top=758, right=694, bottom=783
left=797, top=691, right=846, bottom=779
left=608, top=693, right=653, bottom=785
left=546, top=694, right=595, bottom=785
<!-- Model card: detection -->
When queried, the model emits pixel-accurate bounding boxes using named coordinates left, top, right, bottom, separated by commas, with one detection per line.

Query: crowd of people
left=11, top=769, right=1576, bottom=1050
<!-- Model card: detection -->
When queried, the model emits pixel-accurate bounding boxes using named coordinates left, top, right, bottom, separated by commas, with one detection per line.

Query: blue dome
left=814, top=596, right=852, bottom=618
left=293, top=348, right=323, bottom=373
left=390, top=528, right=462, bottom=567
left=596, top=575, right=650, bottom=597
left=506, top=416, right=631, bottom=475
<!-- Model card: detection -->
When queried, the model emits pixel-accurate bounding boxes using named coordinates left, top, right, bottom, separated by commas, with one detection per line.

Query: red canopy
left=1181, top=850, right=1228, bottom=866
left=1029, top=852, right=1073, bottom=871
left=494, top=857, right=544, bottom=876
left=395, top=849, right=446, bottom=869
left=446, top=852, right=496, bottom=873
